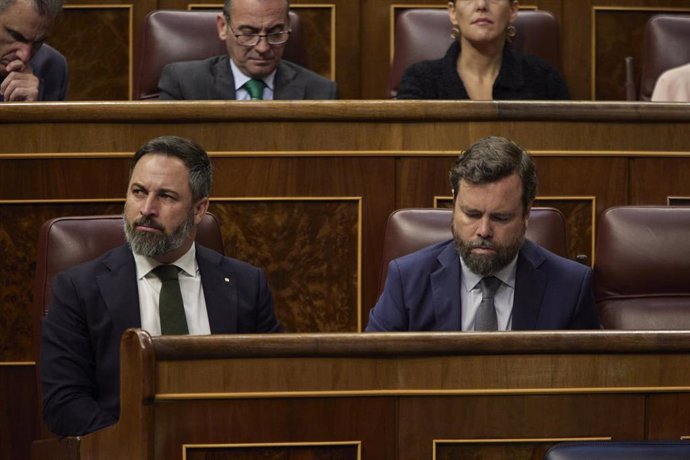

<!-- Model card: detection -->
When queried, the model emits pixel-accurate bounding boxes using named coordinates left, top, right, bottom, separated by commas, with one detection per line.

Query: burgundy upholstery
left=594, top=206, right=690, bottom=329
left=378, top=207, right=567, bottom=293
left=388, top=9, right=562, bottom=97
left=133, top=10, right=307, bottom=100
left=544, top=441, right=690, bottom=460
left=633, top=14, right=690, bottom=101
left=32, top=213, right=224, bottom=341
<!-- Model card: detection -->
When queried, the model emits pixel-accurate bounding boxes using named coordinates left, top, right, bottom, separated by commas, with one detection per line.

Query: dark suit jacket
left=0, top=44, right=68, bottom=102
left=366, top=239, right=600, bottom=331
left=397, top=41, right=569, bottom=100
left=158, top=55, right=336, bottom=100
left=40, top=244, right=281, bottom=436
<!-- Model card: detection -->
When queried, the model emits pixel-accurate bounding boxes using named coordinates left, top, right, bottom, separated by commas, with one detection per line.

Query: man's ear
left=217, top=14, right=228, bottom=40
left=194, top=197, right=210, bottom=224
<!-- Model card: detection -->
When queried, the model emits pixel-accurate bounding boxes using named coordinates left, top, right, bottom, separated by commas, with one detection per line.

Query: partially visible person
left=367, top=136, right=599, bottom=332
left=158, top=0, right=336, bottom=100
left=397, top=0, right=569, bottom=100
left=0, top=0, right=67, bottom=101
left=651, top=63, right=690, bottom=102
left=41, top=136, right=282, bottom=437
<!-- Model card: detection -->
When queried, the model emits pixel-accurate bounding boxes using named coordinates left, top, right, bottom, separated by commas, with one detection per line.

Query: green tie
left=244, top=79, right=265, bottom=100
left=153, top=265, right=188, bottom=335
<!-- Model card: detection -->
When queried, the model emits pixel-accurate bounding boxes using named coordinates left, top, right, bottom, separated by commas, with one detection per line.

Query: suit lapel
left=196, top=245, right=238, bottom=333
left=97, top=245, right=141, bottom=332
left=273, top=62, right=304, bottom=99
left=212, top=56, right=238, bottom=100
left=430, top=242, right=462, bottom=330
left=512, top=240, right=547, bottom=330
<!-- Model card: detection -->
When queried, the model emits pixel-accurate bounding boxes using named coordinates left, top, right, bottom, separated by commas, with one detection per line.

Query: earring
left=450, top=26, right=460, bottom=40
left=506, top=24, right=517, bottom=41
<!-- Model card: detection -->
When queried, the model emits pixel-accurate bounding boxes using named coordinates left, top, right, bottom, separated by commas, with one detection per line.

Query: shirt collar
left=133, top=243, right=197, bottom=280
left=229, top=58, right=276, bottom=92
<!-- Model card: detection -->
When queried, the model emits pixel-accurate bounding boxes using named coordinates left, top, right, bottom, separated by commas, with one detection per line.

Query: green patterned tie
left=244, top=79, right=265, bottom=100
left=153, top=265, right=188, bottom=335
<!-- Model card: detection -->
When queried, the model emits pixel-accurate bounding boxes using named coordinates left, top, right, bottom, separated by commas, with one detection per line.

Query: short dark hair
left=0, top=0, right=63, bottom=18
left=130, top=136, right=213, bottom=202
left=223, top=0, right=290, bottom=21
left=449, top=136, right=537, bottom=214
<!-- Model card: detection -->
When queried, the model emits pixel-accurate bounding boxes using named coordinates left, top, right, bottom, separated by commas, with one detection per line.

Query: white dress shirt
left=134, top=243, right=210, bottom=336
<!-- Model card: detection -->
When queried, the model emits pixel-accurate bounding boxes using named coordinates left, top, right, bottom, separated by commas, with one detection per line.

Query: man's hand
left=0, top=59, right=39, bottom=101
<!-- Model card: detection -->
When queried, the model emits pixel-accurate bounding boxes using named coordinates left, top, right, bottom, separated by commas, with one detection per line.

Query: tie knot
left=479, top=276, right=501, bottom=299
left=244, top=78, right=265, bottom=100
left=153, top=265, right=180, bottom=282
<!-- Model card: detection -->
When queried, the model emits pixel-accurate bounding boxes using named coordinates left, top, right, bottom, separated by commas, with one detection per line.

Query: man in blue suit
left=40, top=136, right=282, bottom=436
left=0, top=0, right=67, bottom=101
left=367, top=136, right=600, bottom=332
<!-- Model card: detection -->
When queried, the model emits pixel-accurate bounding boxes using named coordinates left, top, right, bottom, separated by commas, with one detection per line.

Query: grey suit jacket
left=40, top=244, right=282, bottom=436
left=158, top=55, right=336, bottom=100
left=0, top=44, right=68, bottom=101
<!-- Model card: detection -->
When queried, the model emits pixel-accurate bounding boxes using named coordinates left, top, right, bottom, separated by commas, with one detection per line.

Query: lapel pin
left=224, top=277, right=230, bottom=283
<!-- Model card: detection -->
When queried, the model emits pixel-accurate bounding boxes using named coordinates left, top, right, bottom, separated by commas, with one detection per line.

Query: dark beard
left=124, top=210, right=195, bottom=257
left=453, top=229, right=524, bottom=277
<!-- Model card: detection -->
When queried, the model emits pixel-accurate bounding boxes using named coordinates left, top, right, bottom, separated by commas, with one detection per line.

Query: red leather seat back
left=638, top=14, right=690, bottom=101
left=594, top=206, right=690, bottom=329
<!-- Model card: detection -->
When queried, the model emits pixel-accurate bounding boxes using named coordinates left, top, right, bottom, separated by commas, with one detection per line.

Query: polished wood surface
left=67, top=330, right=690, bottom=460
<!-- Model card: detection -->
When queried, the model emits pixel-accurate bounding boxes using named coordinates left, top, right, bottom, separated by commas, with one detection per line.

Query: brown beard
left=452, top=224, right=524, bottom=276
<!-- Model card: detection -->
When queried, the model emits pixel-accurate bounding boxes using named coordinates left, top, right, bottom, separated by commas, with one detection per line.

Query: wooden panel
left=209, top=199, right=360, bottom=332
left=185, top=442, right=360, bottom=460
left=401, top=394, right=642, bottom=460
left=647, top=394, right=690, bottom=439
left=51, top=5, right=133, bottom=100
left=630, top=157, right=690, bottom=205
left=0, top=364, right=37, bottom=460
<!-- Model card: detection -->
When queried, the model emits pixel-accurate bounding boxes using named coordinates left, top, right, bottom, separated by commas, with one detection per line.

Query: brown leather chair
left=388, top=8, right=562, bottom=97
left=626, top=14, right=690, bottom=101
left=594, top=206, right=690, bottom=329
left=378, top=207, right=568, bottom=293
left=544, top=441, right=690, bottom=460
left=134, top=10, right=307, bottom=100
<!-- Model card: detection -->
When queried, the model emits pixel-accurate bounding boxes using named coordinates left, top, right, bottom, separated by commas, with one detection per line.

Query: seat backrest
left=388, top=8, right=562, bottom=97
left=134, top=9, right=308, bottom=100
left=378, top=207, right=567, bottom=293
left=594, top=206, right=690, bottom=329
left=32, top=213, right=224, bottom=352
left=638, top=14, right=690, bottom=101
left=544, top=441, right=690, bottom=460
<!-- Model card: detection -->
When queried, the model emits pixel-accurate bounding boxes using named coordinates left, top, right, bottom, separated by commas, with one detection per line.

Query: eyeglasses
left=228, top=25, right=291, bottom=47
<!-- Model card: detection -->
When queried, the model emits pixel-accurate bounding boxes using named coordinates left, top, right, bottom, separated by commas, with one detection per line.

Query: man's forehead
left=230, top=0, right=288, bottom=23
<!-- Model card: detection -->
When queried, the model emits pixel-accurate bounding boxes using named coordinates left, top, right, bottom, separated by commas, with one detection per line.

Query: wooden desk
left=63, top=329, right=690, bottom=460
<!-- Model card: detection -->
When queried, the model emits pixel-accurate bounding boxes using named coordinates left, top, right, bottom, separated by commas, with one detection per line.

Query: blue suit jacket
left=366, top=239, right=600, bottom=331
left=40, top=244, right=281, bottom=436
left=0, top=44, right=68, bottom=102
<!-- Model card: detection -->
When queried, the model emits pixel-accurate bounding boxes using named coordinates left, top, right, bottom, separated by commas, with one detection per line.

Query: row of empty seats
left=129, top=9, right=689, bottom=100
left=34, top=206, right=690, bottom=339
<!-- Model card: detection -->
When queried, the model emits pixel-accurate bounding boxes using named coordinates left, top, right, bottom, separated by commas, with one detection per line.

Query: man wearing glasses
left=158, top=0, right=336, bottom=100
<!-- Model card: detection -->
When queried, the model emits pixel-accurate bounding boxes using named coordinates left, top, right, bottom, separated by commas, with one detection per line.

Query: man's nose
left=140, top=195, right=159, bottom=216
left=253, top=36, right=271, bottom=53
left=15, top=42, right=33, bottom=63
left=476, top=216, right=493, bottom=239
